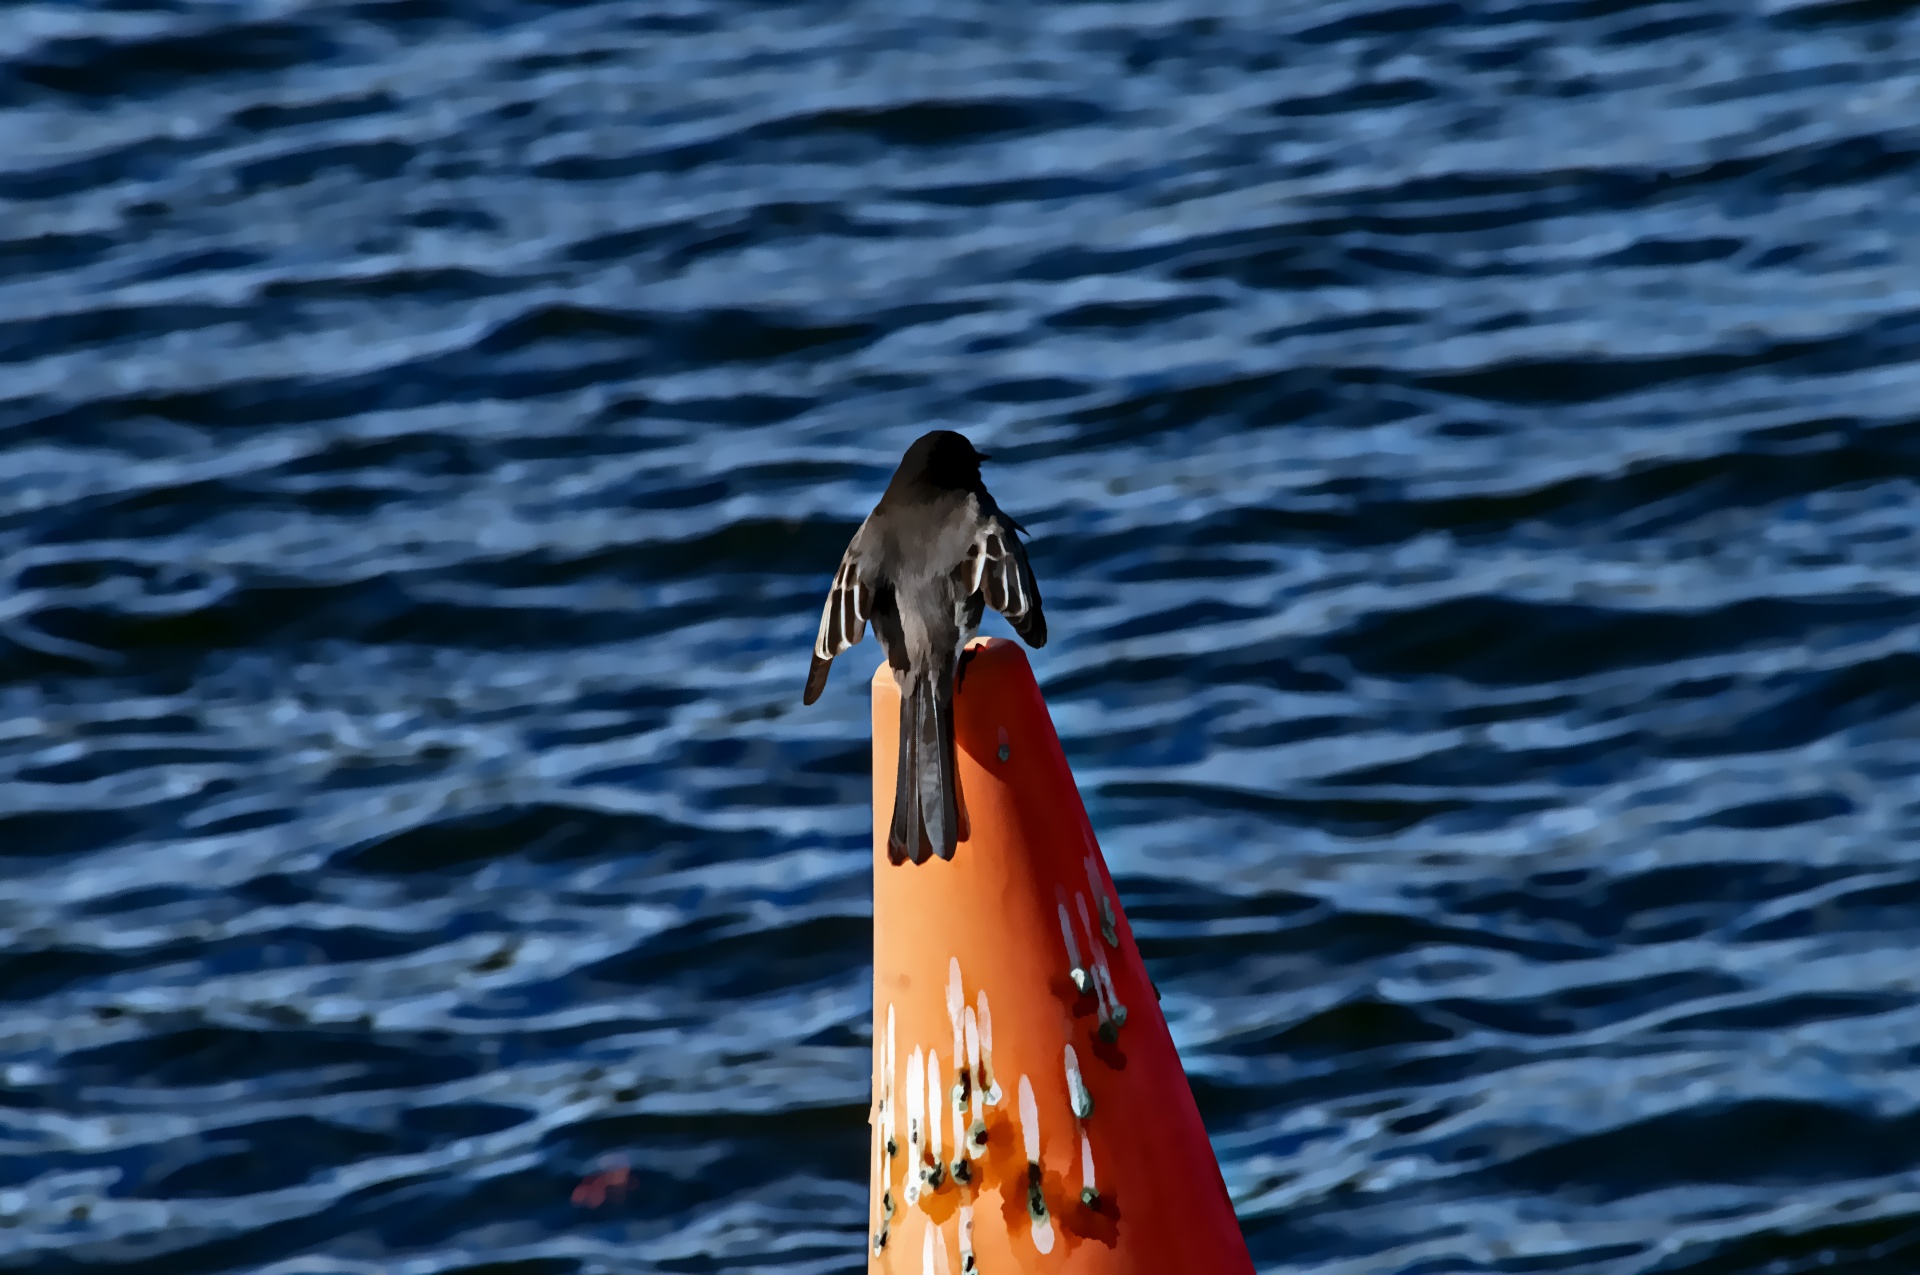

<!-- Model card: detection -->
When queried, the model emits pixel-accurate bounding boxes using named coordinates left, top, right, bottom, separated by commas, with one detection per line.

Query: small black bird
left=804, top=430, right=1047, bottom=864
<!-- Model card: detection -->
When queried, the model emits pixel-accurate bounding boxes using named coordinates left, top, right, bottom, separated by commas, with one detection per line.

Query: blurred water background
left=4, top=0, right=1920, bottom=1271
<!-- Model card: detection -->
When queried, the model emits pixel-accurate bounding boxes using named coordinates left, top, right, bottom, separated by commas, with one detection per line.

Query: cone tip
left=868, top=636, right=1022, bottom=688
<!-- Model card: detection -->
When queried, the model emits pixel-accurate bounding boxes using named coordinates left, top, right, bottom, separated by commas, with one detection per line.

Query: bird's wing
left=964, top=509, right=1047, bottom=648
left=815, top=547, right=874, bottom=661
left=804, top=546, right=872, bottom=703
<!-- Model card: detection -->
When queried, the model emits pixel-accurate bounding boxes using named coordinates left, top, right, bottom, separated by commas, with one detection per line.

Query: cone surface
left=867, top=639, right=1253, bottom=1272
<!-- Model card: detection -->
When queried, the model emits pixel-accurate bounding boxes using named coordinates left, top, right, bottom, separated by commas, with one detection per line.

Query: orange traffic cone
left=867, top=638, right=1254, bottom=1272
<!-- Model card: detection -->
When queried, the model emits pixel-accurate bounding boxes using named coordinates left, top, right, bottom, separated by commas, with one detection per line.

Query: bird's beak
left=976, top=451, right=993, bottom=462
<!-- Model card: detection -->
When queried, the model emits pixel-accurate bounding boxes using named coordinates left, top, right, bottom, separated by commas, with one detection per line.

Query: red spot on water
left=572, top=1161, right=629, bottom=1208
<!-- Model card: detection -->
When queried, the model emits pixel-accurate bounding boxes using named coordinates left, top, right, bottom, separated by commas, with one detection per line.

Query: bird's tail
left=889, top=669, right=959, bottom=864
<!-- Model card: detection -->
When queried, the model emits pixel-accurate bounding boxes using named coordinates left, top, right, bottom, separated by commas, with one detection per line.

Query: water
left=3, top=0, right=1919, bottom=1271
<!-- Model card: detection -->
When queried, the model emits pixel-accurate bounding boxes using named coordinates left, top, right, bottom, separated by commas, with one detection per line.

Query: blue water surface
left=3, top=1, right=1920, bottom=1272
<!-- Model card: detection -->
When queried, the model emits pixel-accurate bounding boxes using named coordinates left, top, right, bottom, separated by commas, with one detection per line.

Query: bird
left=803, top=430, right=1047, bottom=864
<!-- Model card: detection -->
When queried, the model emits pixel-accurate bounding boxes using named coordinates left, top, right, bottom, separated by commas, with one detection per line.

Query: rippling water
left=4, top=1, right=1920, bottom=1271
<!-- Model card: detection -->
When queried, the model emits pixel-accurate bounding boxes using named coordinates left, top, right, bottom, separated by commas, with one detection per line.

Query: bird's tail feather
left=918, top=674, right=957, bottom=861
left=889, top=672, right=959, bottom=864
left=888, top=684, right=919, bottom=865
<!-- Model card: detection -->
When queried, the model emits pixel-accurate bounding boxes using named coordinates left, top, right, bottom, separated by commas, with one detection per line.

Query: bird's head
left=898, top=429, right=989, bottom=490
